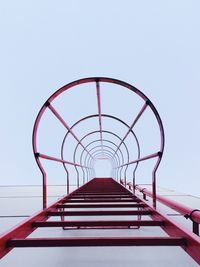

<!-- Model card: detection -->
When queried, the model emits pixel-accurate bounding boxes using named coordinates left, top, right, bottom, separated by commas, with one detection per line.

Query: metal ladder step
left=32, top=219, right=164, bottom=228
left=47, top=210, right=151, bottom=216
left=70, top=195, right=136, bottom=199
left=65, top=199, right=141, bottom=203
left=8, top=237, right=186, bottom=247
left=57, top=203, right=145, bottom=208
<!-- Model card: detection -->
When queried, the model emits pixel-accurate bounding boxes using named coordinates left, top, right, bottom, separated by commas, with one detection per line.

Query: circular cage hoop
left=32, top=77, right=165, bottom=208
left=61, top=114, right=141, bottom=185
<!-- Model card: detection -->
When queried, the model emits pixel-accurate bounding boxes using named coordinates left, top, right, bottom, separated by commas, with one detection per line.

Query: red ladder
left=2, top=78, right=199, bottom=264
left=1, top=178, right=200, bottom=264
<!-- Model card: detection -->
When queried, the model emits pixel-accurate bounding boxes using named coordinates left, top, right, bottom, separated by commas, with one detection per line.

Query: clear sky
left=0, top=1, right=200, bottom=196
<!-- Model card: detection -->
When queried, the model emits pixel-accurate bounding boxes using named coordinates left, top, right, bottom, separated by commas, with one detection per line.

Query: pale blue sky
left=0, top=1, right=200, bottom=196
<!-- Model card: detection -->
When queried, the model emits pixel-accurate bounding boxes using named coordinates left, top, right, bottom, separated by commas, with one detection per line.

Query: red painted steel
left=32, top=220, right=163, bottom=228
left=70, top=195, right=135, bottom=199
left=96, top=80, right=103, bottom=145
left=57, top=203, right=144, bottom=208
left=112, top=102, right=148, bottom=157
left=76, top=192, right=132, bottom=196
left=61, top=115, right=141, bottom=186
left=8, top=237, right=186, bottom=247
left=65, top=199, right=140, bottom=203
left=47, top=103, right=93, bottom=158
left=2, top=77, right=199, bottom=264
left=32, top=77, right=165, bottom=208
left=1, top=178, right=200, bottom=265
left=47, top=210, right=151, bottom=216
left=0, top=194, right=63, bottom=258
left=135, top=185, right=200, bottom=225
left=117, top=152, right=160, bottom=168
left=74, top=194, right=132, bottom=197
left=38, top=153, right=90, bottom=168
left=0, top=179, right=94, bottom=258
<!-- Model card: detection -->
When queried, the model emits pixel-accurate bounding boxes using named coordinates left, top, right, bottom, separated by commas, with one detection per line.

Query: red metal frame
left=134, top=184, right=200, bottom=235
left=32, top=77, right=165, bottom=209
left=1, top=178, right=200, bottom=264
left=96, top=80, right=103, bottom=148
left=112, top=101, right=148, bottom=157
left=2, top=78, right=200, bottom=264
left=61, top=114, right=140, bottom=186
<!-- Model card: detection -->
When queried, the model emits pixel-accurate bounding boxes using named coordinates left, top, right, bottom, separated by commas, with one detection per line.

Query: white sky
left=0, top=1, right=200, bottom=196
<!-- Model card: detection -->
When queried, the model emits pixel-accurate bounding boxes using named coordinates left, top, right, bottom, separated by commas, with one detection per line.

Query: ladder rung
left=57, top=203, right=145, bottom=208
left=75, top=192, right=131, bottom=195
left=33, top=220, right=163, bottom=228
left=73, top=194, right=132, bottom=197
left=8, top=237, right=186, bottom=247
left=47, top=210, right=151, bottom=216
left=70, top=195, right=135, bottom=199
left=65, top=199, right=140, bottom=203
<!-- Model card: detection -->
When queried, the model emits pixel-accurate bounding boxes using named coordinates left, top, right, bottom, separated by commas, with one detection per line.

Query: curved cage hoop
left=32, top=77, right=165, bottom=209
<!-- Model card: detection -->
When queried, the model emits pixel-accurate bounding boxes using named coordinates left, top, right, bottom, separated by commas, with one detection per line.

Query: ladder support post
left=193, top=222, right=199, bottom=236
left=43, top=172, right=47, bottom=210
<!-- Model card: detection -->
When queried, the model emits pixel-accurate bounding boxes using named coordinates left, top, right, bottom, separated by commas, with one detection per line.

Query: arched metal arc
left=33, top=77, right=164, bottom=209
left=45, top=77, right=164, bottom=158
left=83, top=150, right=116, bottom=182
left=60, top=114, right=141, bottom=188
left=80, top=140, right=124, bottom=184
left=73, top=140, right=120, bottom=188
left=81, top=142, right=120, bottom=184
left=74, top=130, right=134, bottom=184
left=84, top=145, right=120, bottom=182
left=87, top=150, right=118, bottom=181
left=71, top=130, right=131, bottom=187
left=89, top=152, right=116, bottom=182
left=73, top=130, right=131, bottom=184
left=81, top=140, right=123, bottom=168
left=90, top=151, right=117, bottom=179
left=84, top=144, right=121, bottom=175
left=87, top=154, right=119, bottom=183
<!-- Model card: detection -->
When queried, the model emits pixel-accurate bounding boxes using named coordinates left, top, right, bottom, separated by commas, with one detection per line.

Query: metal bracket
left=184, top=209, right=200, bottom=235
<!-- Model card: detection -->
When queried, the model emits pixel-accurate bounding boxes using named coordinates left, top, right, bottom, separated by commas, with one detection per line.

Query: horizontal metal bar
left=74, top=195, right=133, bottom=198
left=70, top=195, right=136, bottom=199
left=47, top=210, right=151, bottom=216
left=73, top=192, right=128, bottom=196
left=57, top=203, right=145, bottom=208
left=37, top=153, right=89, bottom=168
left=0, top=196, right=59, bottom=259
left=118, top=152, right=160, bottom=168
left=75, top=192, right=131, bottom=195
left=32, top=220, right=164, bottom=228
left=0, top=179, right=94, bottom=259
left=64, top=199, right=141, bottom=203
left=8, top=237, right=186, bottom=247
